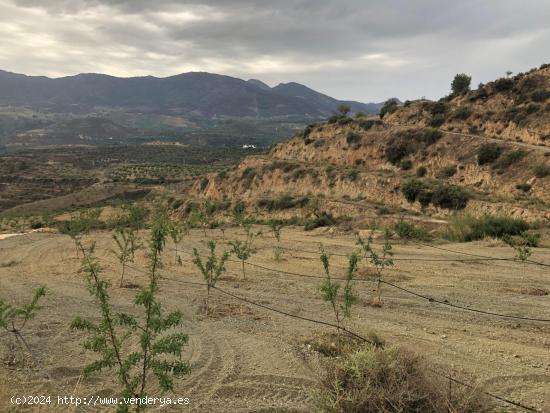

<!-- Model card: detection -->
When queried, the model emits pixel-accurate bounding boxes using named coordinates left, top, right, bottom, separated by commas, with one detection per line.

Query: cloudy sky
left=1, top=0, right=549, bottom=101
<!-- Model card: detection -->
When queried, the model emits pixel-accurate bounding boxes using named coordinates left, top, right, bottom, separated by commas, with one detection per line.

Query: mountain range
left=0, top=70, right=383, bottom=118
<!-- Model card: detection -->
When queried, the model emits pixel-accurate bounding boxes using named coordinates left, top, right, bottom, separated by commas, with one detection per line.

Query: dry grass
left=313, top=345, right=492, bottom=413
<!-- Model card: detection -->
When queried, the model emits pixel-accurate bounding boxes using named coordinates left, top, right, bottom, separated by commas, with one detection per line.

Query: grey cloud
left=2, top=0, right=550, bottom=101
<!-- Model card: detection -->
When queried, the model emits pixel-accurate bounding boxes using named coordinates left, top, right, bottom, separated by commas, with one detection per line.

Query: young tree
left=357, top=229, right=394, bottom=304
left=319, top=247, right=359, bottom=337
left=379, top=98, right=399, bottom=119
left=0, top=286, right=46, bottom=363
left=71, top=212, right=190, bottom=411
left=337, top=104, right=351, bottom=116
left=112, top=227, right=141, bottom=287
left=192, top=240, right=229, bottom=315
left=268, top=220, right=284, bottom=261
left=169, top=222, right=188, bottom=265
left=451, top=73, right=472, bottom=96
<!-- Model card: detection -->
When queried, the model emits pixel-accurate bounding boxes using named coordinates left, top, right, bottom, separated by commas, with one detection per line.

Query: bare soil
left=1, top=227, right=549, bottom=412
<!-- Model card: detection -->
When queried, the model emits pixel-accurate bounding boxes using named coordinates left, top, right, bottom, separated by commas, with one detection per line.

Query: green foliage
left=446, top=214, right=530, bottom=242
left=436, top=164, right=457, bottom=179
left=337, top=104, right=351, bottom=116
left=268, top=219, right=285, bottom=261
left=379, top=98, right=399, bottom=119
left=401, top=179, right=426, bottom=203
left=192, top=240, right=229, bottom=314
left=241, top=167, right=257, bottom=189
left=422, top=128, right=443, bottom=145
left=399, top=159, right=413, bottom=170
left=72, top=214, right=190, bottom=410
left=393, top=219, right=432, bottom=241
left=451, top=73, right=472, bottom=95
left=415, top=166, right=427, bottom=177
left=477, top=143, right=502, bottom=165
left=228, top=224, right=261, bottom=279
left=534, top=163, right=550, bottom=178
left=357, top=230, right=393, bottom=302
left=493, top=150, right=527, bottom=169
left=232, top=201, right=246, bottom=225
left=346, top=132, right=362, bottom=146
left=319, top=247, right=359, bottom=333
left=256, top=195, right=309, bottom=211
left=112, top=227, right=141, bottom=287
left=385, top=141, right=411, bottom=165
left=428, top=113, right=445, bottom=127
left=431, top=183, right=470, bottom=210
left=123, top=204, right=149, bottom=230
left=304, top=212, right=336, bottom=231
left=168, top=222, right=188, bottom=265
left=0, top=286, right=46, bottom=361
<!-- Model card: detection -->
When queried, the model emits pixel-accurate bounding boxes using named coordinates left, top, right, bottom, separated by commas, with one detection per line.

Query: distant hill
left=0, top=70, right=383, bottom=118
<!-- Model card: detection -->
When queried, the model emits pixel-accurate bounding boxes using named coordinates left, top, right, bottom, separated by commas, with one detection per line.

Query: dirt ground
left=0, top=226, right=549, bottom=412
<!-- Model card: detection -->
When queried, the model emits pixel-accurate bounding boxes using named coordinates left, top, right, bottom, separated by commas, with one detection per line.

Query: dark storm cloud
left=2, top=0, right=549, bottom=100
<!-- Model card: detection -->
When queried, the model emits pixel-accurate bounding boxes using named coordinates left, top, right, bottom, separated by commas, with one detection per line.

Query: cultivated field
left=1, top=226, right=549, bottom=412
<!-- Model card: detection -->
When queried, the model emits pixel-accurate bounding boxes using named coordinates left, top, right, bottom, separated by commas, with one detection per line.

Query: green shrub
left=385, top=142, right=411, bottom=165
left=431, top=183, right=470, bottom=210
left=394, top=219, right=432, bottom=241
left=346, top=132, right=362, bottom=146
left=415, top=166, right=427, bottom=177
left=515, top=183, right=531, bottom=192
left=454, top=105, right=472, bottom=120
left=451, top=73, right=472, bottom=96
left=358, top=119, right=381, bottom=130
left=477, top=143, right=502, bottom=165
left=446, top=214, right=530, bottom=242
left=379, top=98, right=399, bottom=119
left=399, top=159, right=413, bottom=170
left=304, top=213, right=336, bottom=231
left=436, top=164, right=457, bottom=179
left=494, top=78, right=514, bottom=92
left=422, top=128, right=443, bottom=144
left=534, top=163, right=550, bottom=178
left=494, top=149, right=527, bottom=169
left=401, top=179, right=426, bottom=203
left=256, top=195, right=309, bottom=211
left=531, top=89, right=550, bottom=102
left=428, top=114, right=445, bottom=127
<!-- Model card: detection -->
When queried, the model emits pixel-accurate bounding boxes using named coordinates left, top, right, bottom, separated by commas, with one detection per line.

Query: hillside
left=191, top=66, right=550, bottom=225
left=0, top=70, right=381, bottom=118
left=384, top=64, right=550, bottom=147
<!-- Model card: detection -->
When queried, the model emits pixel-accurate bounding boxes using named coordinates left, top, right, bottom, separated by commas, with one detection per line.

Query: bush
left=534, top=163, right=550, bottom=178
left=451, top=73, right=472, bottom=95
left=494, top=149, right=527, bottom=169
left=422, top=128, right=443, bottom=144
left=346, top=131, right=362, bottom=146
left=385, top=142, right=411, bottom=165
left=430, top=101, right=449, bottom=115
left=379, top=98, right=399, bottom=119
left=431, top=183, right=470, bottom=210
left=256, top=195, right=309, bottom=211
left=477, top=143, right=502, bottom=165
left=428, top=114, right=445, bottom=127
left=399, top=159, right=413, bottom=170
left=531, top=89, right=550, bottom=102
left=446, top=214, right=530, bottom=242
left=516, top=183, right=531, bottom=192
left=304, top=213, right=336, bottom=231
left=358, top=119, right=381, bottom=130
left=415, top=166, right=427, bottom=177
left=401, top=179, right=426, bottom=203
left=241, top=167, right=257, bottom=188
left=454, top=105, right=472, bottom=120
left=313, top=346, right=491, bottom=413
left=494, top=77, right=514, bottom=92
left=436, top=164, right=457, bottom=179
left=394, top=219, right=432, bottom=241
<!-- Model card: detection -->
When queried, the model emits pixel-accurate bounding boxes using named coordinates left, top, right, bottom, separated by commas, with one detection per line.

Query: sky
left=1, top=0, right=549, bottom=102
